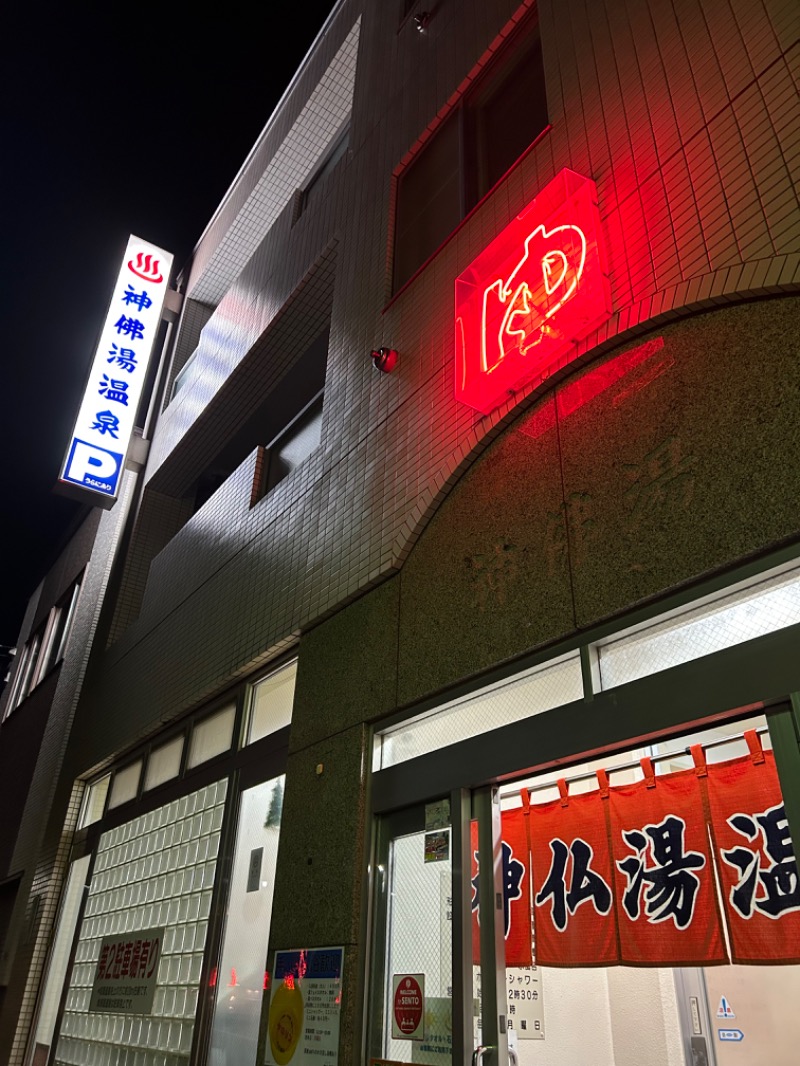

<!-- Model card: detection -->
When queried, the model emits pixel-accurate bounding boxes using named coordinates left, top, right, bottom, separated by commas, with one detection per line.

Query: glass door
left=206, top=775, right=285, bottom=1066
left=368, top=794, right=480, bottom=1066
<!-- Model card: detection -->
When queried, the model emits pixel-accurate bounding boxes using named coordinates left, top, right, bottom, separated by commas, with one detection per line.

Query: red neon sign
left=455, top=169, right=611, bottom=414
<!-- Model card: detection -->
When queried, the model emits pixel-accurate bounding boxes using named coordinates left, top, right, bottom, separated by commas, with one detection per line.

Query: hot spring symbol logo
left=127, top=251, right=165, bottom=284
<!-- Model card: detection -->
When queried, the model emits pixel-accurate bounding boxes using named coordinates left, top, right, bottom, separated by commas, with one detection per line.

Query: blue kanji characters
left=91, top=411, right=121, bottom=438
left=472, top=841, right=525, bottom=937
left=723, top=803, right=800, bottom=919
left=121, top=284, right=153, bottom=312
left=98, top=375, right=130, bottom=406
left=108, top=343, right=138, bottom=373
left=114, top=315, right=145, bottom=341
left=617, top=815, right=705, bottom=929
left=535, top=837, right=612, bottom=931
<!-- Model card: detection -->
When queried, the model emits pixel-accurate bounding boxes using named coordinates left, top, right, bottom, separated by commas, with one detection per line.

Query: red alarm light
left=455, top=169, right=611, bottom=414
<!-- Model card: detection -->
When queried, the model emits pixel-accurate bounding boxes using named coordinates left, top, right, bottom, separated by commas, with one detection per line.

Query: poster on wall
left=265, top=947, right=344, bottom=1066
left=392, top=974, right=425, bottom=1040
left=88, top=927, right=164, bottom=1014
left=424, top=831, right=450, bottom=863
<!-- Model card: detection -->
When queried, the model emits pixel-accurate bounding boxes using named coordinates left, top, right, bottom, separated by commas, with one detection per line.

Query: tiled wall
left=3, top=476, right=136, bottom=1066
left=81, top=0, right=799, bottom=761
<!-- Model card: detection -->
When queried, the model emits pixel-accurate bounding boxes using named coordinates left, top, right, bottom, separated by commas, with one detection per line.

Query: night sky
left=1, top=3, right=336, bottom=654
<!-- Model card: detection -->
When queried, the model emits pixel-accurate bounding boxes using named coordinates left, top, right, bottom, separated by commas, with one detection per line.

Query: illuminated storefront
left=2, top=1, right=798, bottom=1065
left=367, top=569, right=800, bottom=1066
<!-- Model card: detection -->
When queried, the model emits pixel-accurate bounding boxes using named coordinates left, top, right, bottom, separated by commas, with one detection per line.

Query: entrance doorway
left=368, top=713, right=800, bottom=1066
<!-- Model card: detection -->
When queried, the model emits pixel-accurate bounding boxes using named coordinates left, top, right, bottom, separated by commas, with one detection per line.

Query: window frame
left=391, top=9, right=549, bottom=294
left=4, top=635, right=41, bottom=716
left=252, top=388, right=325, bottom=506
left=3, top=577, right=82, bottom=717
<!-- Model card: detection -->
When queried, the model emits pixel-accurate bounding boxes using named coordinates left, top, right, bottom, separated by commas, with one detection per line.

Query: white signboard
left=411, top=997, right=451, bottom=1065
left=89, top=927, right=164, bottom=1014
left=58, top=234, right=173, bottom=506
left=505, top=966, right=544, bottom=1040
left=265, top=947, right=343, bottom=1066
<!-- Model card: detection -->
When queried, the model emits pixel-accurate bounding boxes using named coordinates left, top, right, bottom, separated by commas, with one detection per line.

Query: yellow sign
left=269, top=978, right=304, bottom=1065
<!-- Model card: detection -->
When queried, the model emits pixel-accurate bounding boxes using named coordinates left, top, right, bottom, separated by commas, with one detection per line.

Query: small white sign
left=58, top=235, right=173, bottom=506
left=89, top=927, right=164, bottom=1014
left=506, top=966, right=544, bottom=1040
left=718, top=1029, right=744, bottom=1042
left=716, top=996, right=735, bottom=1020
left=425, top=800, right=450, bottom=832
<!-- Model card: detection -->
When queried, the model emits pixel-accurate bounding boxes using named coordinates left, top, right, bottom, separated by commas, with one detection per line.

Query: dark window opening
left=464, top=31, right=548, bottom=207
left=394, top=112, right=462, bottom=294
left=393, top=12, right=548, bottom=292
left=188, top=329, right=329, bottom=516
left=258, top=394, right=324, bottom=500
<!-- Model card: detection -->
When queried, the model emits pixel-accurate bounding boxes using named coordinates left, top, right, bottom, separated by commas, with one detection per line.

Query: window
left=3, top=577, right=81, bottom=716
left=246, top=661, right=296, bottom=744
left=250, top=329, right=328, bottom=505
left=393, top=12, right=548, bottom=291
left=78, top=774, right=111, bottom=828
left=39, top=579, right=81, bottom=679
left=188, top=329, right=328, bottom=515
left=144, top=734, right=184, bottom=790
left=5, top=634, right=41, bottom=713
left=107, top=759, right=142, bottom=809
left=257, top=395, right=323, bottom=498
left=187, top=704, right=237, bottom=769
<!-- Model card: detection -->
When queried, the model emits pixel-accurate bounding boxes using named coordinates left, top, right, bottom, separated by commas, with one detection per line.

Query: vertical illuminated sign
left=58, top=235, right=173, bottom=506
left=455, top=169, right=611, bottom=415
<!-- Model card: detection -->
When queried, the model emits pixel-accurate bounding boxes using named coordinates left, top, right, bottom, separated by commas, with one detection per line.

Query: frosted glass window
left=79, top=775, right=110, bottom=828
left=247, top=663, right=296, bottom=744
left=32, top=855, right=91, bottom=1062
left=377, top=654, right=583, bottom=769
left=144, top=736, right=184, bottom=791
left=187, top=704, right=236, bottom=768
left=107, top=761, right=142, bottom=809
left=598, top=563, right=800, bottom=690
left=53, top=780, right=228, bottom=1066
left=207, top=777, right=284, bottom=1062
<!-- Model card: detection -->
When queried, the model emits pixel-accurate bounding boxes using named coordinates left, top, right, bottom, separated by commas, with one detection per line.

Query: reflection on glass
left=207, top=777, right=284, bottom=1066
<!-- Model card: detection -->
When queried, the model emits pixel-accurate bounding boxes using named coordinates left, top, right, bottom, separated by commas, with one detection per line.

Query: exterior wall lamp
left=371, top=347, right=398, bottom=373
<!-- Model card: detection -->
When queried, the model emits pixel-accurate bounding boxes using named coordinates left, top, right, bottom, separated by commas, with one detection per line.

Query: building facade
left=1, top=1, right=800, bottom=1065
